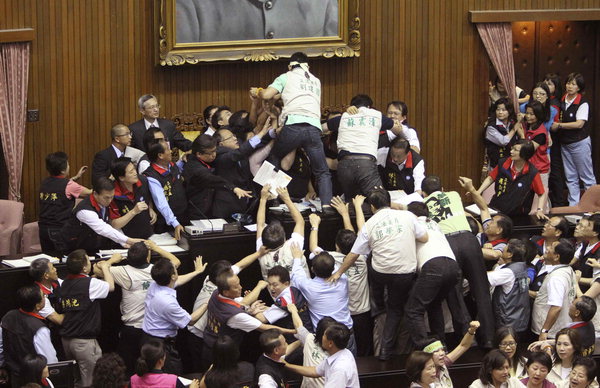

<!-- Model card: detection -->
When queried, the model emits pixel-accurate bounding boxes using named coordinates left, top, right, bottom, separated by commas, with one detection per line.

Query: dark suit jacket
left=129, top=118, right=192, bottom=152
left=91, top=146, right=118, bottom=184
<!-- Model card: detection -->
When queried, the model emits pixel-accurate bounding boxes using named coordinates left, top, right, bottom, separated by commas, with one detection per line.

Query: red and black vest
left=60, top=195, right=109, bottom=254
left=144, top=163, right=187, bottom=229
left=559, top=93, right=589, bottom=144
left=110, top=176, right=153, bottom=238
left=203, top=291, right=246, bottom=349
left=39, top=176, right=75, bottom=228
left=58, top=275, right=102, bottom=338
left=490, top=157, right=539, bottom=216
left=524, top=123, right=549, bottom=173
left=576, top=241, right=600, bottom=280
left=379, top=149, right=423, bottom=194
left=1, top=309, right=47, bottom=375
left=273, top=286, right=313, bottom=334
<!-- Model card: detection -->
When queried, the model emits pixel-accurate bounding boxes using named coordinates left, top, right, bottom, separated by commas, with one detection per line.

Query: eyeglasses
left=499, top=341, right=517, bottom=348
left=221, top=135, right=235, bottom=142
left=145, top=104, right=160, bottom=110
left=117, top=132, right=132, bottom=137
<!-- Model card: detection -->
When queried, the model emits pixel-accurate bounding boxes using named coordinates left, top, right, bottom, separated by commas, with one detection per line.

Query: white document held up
left=253, top=161, right=292, bottom=196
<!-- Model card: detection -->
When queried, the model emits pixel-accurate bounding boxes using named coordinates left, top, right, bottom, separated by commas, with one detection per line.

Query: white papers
left=244, top=224, right=257, bottom=232
left=464, top=204, right=498, bottom=216
left=389, top=190, right=424, bottom=206
left=149, top=232, right=177, bottom=246
left=178, top=377, right=193, bottom=386
left=253, top=161, right=292, bottom=196
left=2, top=253, right=60, bottom=268
left=97, top=245, right=185, bottom=258
left=269, top=202, right=312, bottom=213
left=190, top=219, right=228, bottom=232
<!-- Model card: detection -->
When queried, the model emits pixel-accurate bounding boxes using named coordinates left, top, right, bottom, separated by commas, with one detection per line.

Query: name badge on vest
left=406, top=176, right=411, bottom=180
left=569, top=113, right=574, bottom=118
left=517, top=182, right=523, bottom=188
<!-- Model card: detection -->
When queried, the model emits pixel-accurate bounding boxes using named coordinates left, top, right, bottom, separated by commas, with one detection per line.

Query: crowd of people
left=0, top=52, right=598, bottom=388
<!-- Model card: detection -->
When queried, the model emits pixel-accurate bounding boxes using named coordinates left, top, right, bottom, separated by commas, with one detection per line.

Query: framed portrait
left=156, top=0, right=361, bottom=65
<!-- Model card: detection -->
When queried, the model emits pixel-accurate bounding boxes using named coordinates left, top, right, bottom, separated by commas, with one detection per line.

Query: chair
left=21, top=221, right=42, bottom=254
left=551, top=185, right=600, bottom=214
left=48, top=360, right=77, bottom=388
left=171, top=112, right=204, bottom=161
left=0, top=200, right=24, bottom=256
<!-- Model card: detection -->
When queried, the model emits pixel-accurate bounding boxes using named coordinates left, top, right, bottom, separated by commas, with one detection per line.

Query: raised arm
left=459, top=176, right=490, bottom=221
left=235, top=246, right=269, bottom=271
left=331, top=196, right=354, bottom=232
left=189, top=304, right=208, bottom=326
left=241, top=280, right=269, bottom=306
left=477, top=176, right=494, bottom=196
left=286, top=303, right=304, bottom=330
left=277, top=187, right=305, bottom=236
left=352, top=195, right=366, bottom=230
left=257, top=184, right=272, bottom=238
left=329, top=253, right=360, bottom=283
left=146, top=240, right=181, bottom=268
left=174, top=256, right=207, bottom=288
left=447, top=321, right=480, bottom=363
left=308, top=214, right=322, bottom=254
left=96, top=261, right=115, bottom=292
left=283, top=363, right=320, bottom=378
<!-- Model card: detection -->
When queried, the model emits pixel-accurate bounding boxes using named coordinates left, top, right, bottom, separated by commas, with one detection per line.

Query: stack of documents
left=3, top=253, right=60, bottom=268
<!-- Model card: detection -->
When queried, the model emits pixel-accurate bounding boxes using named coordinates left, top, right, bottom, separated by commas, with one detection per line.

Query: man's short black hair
left=576, top=296, right=597, bottom=322
left=127, top=242, right=149, bottom=268
left=312, top=252, right=335, bottom=279
left=555, top=238, right=576, bottom=265
left=261, top=222, right=286, bottom=249
left=583, top=214, right=600, bottom=237
left=368, top=188, right=391, bottom=210
left=315, top=317, right=337, bottom=347
left=335, top=229, right=357, bottom=255
left=29, top=258, right=51, bottom=282
left=259, top=329, right=283, bottom=355
left=290, top=52, right=308, bottom=64
left=208, top=260, right=232, bottom=284
left=390, top=137, right=410, bottom=153
left=421, top=176, right=442, bottom=196
left=211, top=106, right=231, bottom=130
left=147, top=142, right=167, bottom=163
left=142, top=127, right=165, bottom=151
left=110, top=157, right=133, bottom=180
left=324, top=322, right=350, bottom=349
left=267, top=265, right=290, bottom=284
left=93, top=176, right=115, bottom=194
left=349, top=94, right=373, bottom=109
left=203, top=104, right=217, bottom=125
left=514, top=139, right=535, bottom=161
left=66, top=249, right=89, bottom=275
left=553, top=216, right=570, bottom=238
left=387, top=101, right=409, bottom=117
left=17, top=284, right=43, bottom=312
left=215, top=269, right=235, bottom=294
left=192, top=134, right=218, bottom=155
left=151, top=258, right=175, bottom=286
left=407, top=201, right=429, bottom=218
left=506, top=239, right=527, bottom=262
left=494, top=214, right=513, bottom=239
left=45, top=151, right=68, bottom=176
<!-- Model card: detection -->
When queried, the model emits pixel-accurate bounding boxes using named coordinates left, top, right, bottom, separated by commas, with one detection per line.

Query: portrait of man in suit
left=129, top=94, right=192, bottom=153
left=175, top=0, right=339, bottom=43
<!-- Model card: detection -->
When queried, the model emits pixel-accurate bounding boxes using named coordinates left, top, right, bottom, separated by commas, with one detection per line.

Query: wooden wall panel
left=0, top=0, right=598, bottom=221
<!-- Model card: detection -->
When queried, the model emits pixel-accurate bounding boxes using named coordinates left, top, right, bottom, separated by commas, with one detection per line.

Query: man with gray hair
left=129, top=94, right=192, bottom=152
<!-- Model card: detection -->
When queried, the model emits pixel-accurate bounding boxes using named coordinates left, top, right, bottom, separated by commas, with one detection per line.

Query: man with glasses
left=92, top=123, right=147, bottom=183
left=529, top=216, right=570, bottom=293
left=129, top=94, right=192, bottom=153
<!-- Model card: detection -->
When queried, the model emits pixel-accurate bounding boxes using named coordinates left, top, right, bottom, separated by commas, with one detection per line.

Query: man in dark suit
left=129, top=94, right=192, bottom=152
left=212, top=125, right=272, bottom=218
left=92, top=124, right=133, bottom=184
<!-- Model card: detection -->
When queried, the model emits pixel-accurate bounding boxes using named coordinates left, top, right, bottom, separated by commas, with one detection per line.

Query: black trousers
left=141, top=333, right=182, bottom=375
left=405, top=257, right=462, bottom=346
left=351, top=310, right=374, bottom=356
left=370, top=270, right=416, bottom=356
left=118, top=325, right=144, bottom=376
left=336, top=157, right=382, bottom=200
left=549, top=141, right=568, bottom=207
left=446, top=231, right=494, bottom=347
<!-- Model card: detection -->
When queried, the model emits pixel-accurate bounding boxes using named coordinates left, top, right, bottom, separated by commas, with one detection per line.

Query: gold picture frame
left=157, top=0, right=360, bottom=65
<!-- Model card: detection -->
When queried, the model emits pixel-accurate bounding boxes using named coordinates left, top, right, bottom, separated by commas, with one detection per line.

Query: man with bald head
left=92, top=124, right=147, bottom=184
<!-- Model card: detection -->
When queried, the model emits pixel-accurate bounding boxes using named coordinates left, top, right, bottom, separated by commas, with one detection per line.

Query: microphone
left=187, top=200, right=214, bottom=232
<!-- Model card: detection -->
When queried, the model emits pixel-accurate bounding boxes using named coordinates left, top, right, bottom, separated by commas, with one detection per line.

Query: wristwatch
left=541, top=329, right=549, bottom=333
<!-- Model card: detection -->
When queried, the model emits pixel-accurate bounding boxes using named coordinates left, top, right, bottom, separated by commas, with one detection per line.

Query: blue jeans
left=561, top=137, right=597, bottom=205
left=269, top=123, right=333, bottom=205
